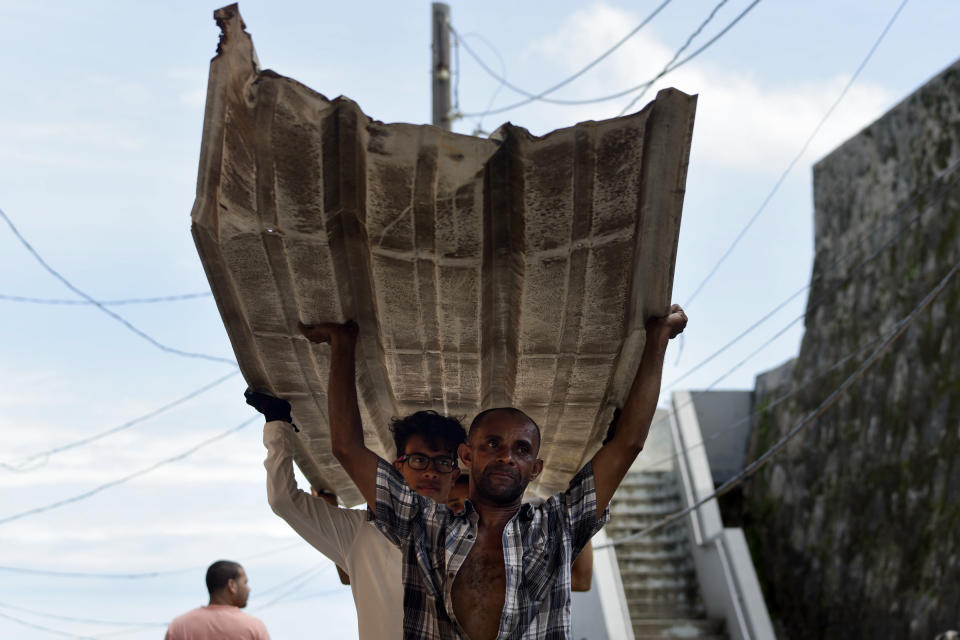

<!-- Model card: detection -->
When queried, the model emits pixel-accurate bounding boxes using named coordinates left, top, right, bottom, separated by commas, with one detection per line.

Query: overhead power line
left=598, top=256, right=960, bottom=548
left=251, top=565, right=333, bottom=611
left=452, top=0, right=672, bottom=116
left=0, top=205, right=236, bottom=367
left=591, top=159, right=958, bottom=507
left=2, top=370, right=241, bottom=472
left=662, top=153, right=959, bottom=400
left=0, top=608, right=109, bottom=640
left=261, top=586, right=350, bottom=606
left=255, top=563, right=329, bottom=598
left=0, top=291, right=212, bottom=305
left=0, top=609, right=97, bottom=640
left=636, top=322, right=893, bottom=477
left=0, top=601, right=165, bottom=629
left=0, top=564, right=195, bottom=581
left=454, top=31, right=509, bottom=136
left=682, top=0, right=911, bottom=309
left=0, top=415, right=258, bottom=526
left=0, top=541, right=303, bottom=580
left=619, top=153, right=960, bottom=484
left=0, top=562, right=338, bottom=639
left=459, top=0, right=759, bottom=117
left=618, top=0, right=734, bottom=115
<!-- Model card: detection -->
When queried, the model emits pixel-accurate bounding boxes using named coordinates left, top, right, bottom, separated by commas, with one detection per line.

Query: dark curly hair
left=390, top=410, right=467, bottom=458
left=205, top=560, right=242, bottom=594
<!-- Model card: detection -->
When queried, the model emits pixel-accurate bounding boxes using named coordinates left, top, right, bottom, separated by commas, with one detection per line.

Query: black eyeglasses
left=396, top=453, right=458, bottom=473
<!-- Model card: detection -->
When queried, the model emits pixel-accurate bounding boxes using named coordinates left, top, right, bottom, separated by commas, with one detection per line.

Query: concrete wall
left=741, top=59, right=960, bottom=638
left=688, top=390, right=753, bottom=485
left=672, top=391, right=775, bottom=640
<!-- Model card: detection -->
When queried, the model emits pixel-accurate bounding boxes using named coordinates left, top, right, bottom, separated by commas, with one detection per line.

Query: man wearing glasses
left=301, top=305, right=687, bottom=640
left=247, top=388, right=466, bottom=640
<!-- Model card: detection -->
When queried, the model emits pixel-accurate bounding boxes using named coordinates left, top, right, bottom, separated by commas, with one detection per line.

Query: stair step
left=618, top=553, right=696, bottom=568
left=606, top=522, right=688, bottom=538
left=623, top=579, right=700, bottom=596
left=610, top=503, right=686, bottom=515
left=635, top=635, right=726, bottom=640
left=609, top=532, right=691, bottom=548
left=612, top=469, right=721, bottom=637
left=627, top=600, right=706, bottom=619
left=615, top=543, right=692, bottom=558
left=610, top=500, right=685, bottom=515
left=611, top=486, right=682, bottom=501
left=633, top=618, right=724, bottom=636
left=618, top=562, right=697, bottom=579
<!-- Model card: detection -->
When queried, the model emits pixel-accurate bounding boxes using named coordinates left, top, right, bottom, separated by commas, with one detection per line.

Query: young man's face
left=229, top=566, right=251, bottom=608
left=394, top=434, right=460, bottom=502
left=446, top=481, right=469, bottom=515
left=460, top=410, right=543, bottom=506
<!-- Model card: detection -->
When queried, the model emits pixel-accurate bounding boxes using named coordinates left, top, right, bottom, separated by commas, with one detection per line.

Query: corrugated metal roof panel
left=192, top=4, right=697, bottom=504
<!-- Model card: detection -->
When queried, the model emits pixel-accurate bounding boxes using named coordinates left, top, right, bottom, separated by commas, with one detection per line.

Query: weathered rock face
left=742, top=60, right=960, bottom=638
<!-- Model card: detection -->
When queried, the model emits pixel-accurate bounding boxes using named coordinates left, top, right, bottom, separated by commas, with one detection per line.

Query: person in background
left=165, top=560, right=269, bottom=640
left=445, top=474, right=469, bottom=515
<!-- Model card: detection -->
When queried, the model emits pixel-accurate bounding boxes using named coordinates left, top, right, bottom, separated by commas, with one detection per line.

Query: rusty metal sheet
left=192, top=4, right=697, bottom=504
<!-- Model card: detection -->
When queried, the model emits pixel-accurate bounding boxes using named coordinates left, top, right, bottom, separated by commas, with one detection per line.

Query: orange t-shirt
left=165, top=604, right=270, bottom=640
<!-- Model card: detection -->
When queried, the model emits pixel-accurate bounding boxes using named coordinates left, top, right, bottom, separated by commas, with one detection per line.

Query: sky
left=1, top=0, right=958, bottom=637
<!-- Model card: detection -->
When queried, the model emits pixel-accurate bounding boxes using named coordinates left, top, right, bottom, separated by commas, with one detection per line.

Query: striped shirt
left=372, top=458, right=609, bottom=640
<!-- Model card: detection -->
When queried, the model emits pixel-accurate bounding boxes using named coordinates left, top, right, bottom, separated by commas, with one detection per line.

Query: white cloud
left=526, top=2, right=895, bottom=173
left=167, top=67, right=209, bottom=107
left=0, top=121, right=145, bottom=151
left=179, top=87, right=207, bottom=107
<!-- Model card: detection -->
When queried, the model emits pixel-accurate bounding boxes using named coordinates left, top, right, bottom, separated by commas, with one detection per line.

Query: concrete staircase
left=607, top=469, right=727, bottom=640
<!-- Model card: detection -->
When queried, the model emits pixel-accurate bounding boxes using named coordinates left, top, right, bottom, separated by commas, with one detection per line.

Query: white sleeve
left=263, top=421, right=364, bottom=566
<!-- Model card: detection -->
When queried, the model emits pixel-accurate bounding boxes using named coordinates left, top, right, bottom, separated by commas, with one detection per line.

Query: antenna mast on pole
left=431, top=3, right=452, bottom=130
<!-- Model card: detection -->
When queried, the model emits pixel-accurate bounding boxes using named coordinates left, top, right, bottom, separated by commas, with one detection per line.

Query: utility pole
left=431, top=2, right=452, bottom=130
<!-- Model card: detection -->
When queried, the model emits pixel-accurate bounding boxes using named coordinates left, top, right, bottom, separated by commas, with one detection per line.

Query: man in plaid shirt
left=301, top=304, right=687, bottom=639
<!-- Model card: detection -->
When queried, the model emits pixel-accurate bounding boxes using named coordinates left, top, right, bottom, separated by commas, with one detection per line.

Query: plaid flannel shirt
left=372, top=458, right=610, bottom=640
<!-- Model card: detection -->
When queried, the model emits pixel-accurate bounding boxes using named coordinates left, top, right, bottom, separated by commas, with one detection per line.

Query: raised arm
left=591, top=304, right=687, bottom=516
left=571, top=540, right=594, bottom=592
left=298, top=320, right=381, bottom=511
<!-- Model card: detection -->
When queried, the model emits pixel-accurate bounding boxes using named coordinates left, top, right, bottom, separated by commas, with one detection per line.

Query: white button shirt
left=264, top=422, right=402, bottom=640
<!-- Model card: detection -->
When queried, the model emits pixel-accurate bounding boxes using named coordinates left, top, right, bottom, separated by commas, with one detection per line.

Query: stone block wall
left=741, top=60, right=960, bottom=638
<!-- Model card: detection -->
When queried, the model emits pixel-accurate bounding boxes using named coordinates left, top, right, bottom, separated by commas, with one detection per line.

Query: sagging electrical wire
left=255, top=563, right=329, bottom=598
left=614, top=158, right=958, bottom=481
left=452, top=0, right=671, bottom=116
left=0, top=204, right=236, bottom=367
left=597, top=256, right=960, bottom=548
left=682, top=0, right=912, bottom=309
left=1, top=370, right=241, bottom=472
left=617, top=0, right=733, bottom=116
left=665, top=155, right=960, bottom=393
left=250, top=565, right=333, bottom=611
left=453, top=31, right=509, bottom=136
left=634, top=321, right=894, bottom=477
left=458, top=0, right=760, bottom=117
left=0, top=609, right=98, bottom=640
left=0, top=601, right=165, bottom=629
left=0, top=291, right=211, bottom=305
left=0, top=562, right=339, bottom=639
left=0, top=415, right=258, bottom=526
left=0, top=541, right=303, bottom=580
